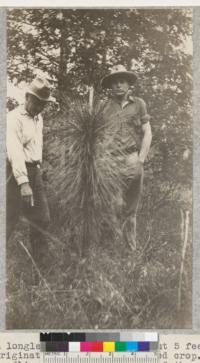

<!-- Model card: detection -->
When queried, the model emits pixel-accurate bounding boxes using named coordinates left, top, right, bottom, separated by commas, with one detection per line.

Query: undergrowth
left=6, top=98, right=192, bottom=329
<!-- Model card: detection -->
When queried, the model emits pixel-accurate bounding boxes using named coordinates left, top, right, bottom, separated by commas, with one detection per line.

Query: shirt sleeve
left=139, top=98, right=150, bottom=125
left=6, top=114, right=29, bottom=185
left=38, top=114, right=43, bottom=161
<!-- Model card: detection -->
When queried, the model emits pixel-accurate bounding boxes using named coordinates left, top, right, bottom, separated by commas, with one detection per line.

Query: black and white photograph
left=6, top=8, right=192, bottom=329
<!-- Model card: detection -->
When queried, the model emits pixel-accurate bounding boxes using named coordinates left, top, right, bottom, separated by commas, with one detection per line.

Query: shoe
left=31, top=266, right=40, bottom=286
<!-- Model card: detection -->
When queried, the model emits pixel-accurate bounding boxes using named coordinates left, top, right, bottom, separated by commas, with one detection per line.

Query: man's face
left=111, top=77, right=130, bottom=98
left=25, top=93, right=46, bottom=117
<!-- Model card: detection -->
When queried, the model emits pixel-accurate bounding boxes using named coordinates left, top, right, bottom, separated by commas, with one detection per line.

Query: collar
left=111, top=90, right=136, bottom=105
left=127, top=93, right=136, bottom=103
left=19, top=104, right=40, bottom=121
left=126, top=90, right=136, bottom=103
left=19, top=104, right=31, bottom=117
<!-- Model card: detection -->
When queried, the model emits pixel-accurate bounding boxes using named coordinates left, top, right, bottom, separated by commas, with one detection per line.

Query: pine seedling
left=53, top=95, right=133, bottom=257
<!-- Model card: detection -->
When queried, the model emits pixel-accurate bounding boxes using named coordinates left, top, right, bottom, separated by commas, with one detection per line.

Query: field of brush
left=6, top=104, right=192, bottom=329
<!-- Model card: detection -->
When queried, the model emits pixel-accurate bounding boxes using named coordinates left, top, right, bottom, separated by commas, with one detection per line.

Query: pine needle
left=18, top=240, right=64, bottom=312
left=51, top=96, right=134, bottom=253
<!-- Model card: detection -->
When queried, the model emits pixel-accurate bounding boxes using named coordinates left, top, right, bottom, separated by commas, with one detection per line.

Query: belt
left=25, top=161, right=41, bottom=168
left=124, top=145, right=138, bottom=154
left=111, top=145, right=138, bottom=157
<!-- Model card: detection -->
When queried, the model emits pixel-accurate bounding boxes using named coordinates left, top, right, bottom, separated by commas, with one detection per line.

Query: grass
left=6, top=98, right=192, bottom=329
left=6, top=196, right=192, bottom=329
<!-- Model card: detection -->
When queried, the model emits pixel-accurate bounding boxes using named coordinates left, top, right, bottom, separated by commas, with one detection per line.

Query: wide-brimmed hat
left=26, top=77, right=55, bottom=102
left=101, top=65, right=137, bottom=89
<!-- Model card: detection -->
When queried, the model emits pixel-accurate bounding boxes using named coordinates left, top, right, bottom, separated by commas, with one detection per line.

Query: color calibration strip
left=41, top=341, right=158, bottom=353
left=40, top=333, right=158, bottom=353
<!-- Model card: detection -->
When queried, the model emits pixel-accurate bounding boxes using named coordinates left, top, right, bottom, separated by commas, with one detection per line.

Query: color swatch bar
left=40, top=332, right=158, bottom=353
left=40, top=341, right=158, bottom=353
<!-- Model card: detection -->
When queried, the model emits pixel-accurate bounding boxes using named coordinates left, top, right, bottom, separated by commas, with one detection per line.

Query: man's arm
left=7, top=115, right=34, bottom=205
left=7, top=115, right=28, bottom=185
left=138, top=121, right=152, bottom=164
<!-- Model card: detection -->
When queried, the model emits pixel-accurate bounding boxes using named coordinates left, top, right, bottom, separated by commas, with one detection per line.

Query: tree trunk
left=178, top=209, right=190, bottom=311
left=58, top=11, right=69, bottom=105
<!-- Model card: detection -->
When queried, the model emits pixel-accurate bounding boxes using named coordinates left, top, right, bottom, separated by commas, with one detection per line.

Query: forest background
left=6, top=8, right=192, bottom=329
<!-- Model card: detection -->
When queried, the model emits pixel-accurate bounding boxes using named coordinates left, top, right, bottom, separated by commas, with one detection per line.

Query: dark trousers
left=6, top=162, right=50, bottom=262
left=122, top=153, right=144, bottom=249
left=124, top=167, right=144, bottom=218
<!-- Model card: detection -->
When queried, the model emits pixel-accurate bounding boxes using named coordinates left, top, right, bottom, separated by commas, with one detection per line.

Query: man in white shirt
left=7, top=76, right=54, bottom=274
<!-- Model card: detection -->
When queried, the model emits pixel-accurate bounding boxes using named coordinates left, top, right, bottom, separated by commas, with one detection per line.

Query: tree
left=7, top=8, right=192, bottom=188
left=7, top=8, right=193, bottom=329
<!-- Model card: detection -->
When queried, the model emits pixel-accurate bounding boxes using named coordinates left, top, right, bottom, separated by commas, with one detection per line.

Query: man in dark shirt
left=101, top=65, right=152, bottom=249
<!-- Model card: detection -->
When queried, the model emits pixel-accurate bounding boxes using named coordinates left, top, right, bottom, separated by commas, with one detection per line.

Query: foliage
left=7, top=8, right=192, bottom=185
left=6, top=8, right=192, bottom=328
left=6, top=206, right=192, bottom=328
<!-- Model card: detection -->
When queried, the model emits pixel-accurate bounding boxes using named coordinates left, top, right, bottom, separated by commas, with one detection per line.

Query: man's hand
left=20, top=182, right=34, bottom=206
left=139, top=122, right=152, bottom=163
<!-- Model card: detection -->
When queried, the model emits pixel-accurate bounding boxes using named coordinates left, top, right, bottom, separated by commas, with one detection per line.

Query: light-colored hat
left=101, top=65, right=137, bottom=89
left=26, top=77, right=55, bottom=102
